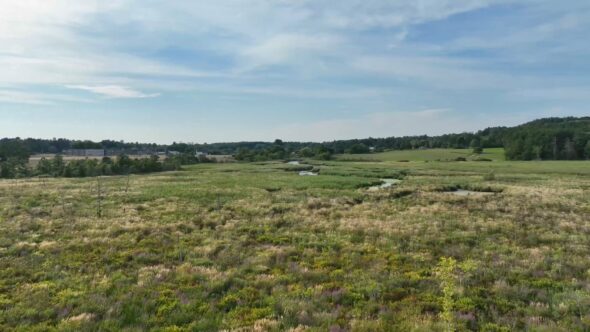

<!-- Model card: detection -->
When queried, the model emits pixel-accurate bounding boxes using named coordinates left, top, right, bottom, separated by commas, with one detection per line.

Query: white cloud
left=268, top=108, right=476, bottom=141
left=509, top=87, right=590, bottom=101
left=316, top=0, right=503, bottom=29
left=241, top=34, right=342, bottom=69
left=447, top=12, right=589, bottom=53
left=351, top=55, right=521, bottom=89
left=0, top=89, right=94, bottom=105
left=0, top=0, right=580, bottom=93
left=66, top=85, right=159, bottom=99
left=268, top=107, right=572, bottom=142
left=0, top=0, right=511, bottom=85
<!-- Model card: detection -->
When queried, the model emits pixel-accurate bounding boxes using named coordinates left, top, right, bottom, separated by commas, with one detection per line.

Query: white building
left=63, top=149, right=105, bottom=157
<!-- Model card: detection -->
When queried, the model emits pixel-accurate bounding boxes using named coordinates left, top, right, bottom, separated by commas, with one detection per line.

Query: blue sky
left=1, top=0, right=588, bottom=143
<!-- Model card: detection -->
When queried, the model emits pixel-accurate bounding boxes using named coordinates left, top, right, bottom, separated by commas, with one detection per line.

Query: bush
left=483, top=171, right=495, bottom=181
left=348, top=144, right=370, bottom=154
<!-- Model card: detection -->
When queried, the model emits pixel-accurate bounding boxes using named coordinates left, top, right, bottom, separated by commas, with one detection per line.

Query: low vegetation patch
left=435, top=184, right=504, bottom=193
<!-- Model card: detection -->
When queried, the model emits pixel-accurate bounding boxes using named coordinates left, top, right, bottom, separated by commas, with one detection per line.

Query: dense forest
left=0, top=117, right=589, bottom=167
left=502, top=117, right=590, bottom=160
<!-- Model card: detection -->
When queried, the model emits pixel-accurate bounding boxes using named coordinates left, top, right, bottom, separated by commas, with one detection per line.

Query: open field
left=335, top=148, right=506, bottom=162
left=1, top=155, right=590, bottom=331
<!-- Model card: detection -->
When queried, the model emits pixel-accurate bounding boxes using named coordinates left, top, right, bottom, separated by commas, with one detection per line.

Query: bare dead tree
left=123, top=173, right=131, bottom=213
left=60, top=186, right=67, bottom=216
left=96, top=176, right=103, bottom=218
left=178, top=233, right=184, bottom=263
left=125, top=173, right=131, bottom=194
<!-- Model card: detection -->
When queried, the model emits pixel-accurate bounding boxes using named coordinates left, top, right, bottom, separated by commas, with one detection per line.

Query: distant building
left=207, top=155, right=235, bottom=163
left=63, top=149, right=105, bottom=157
left=105, top=149, right=158, bottom=156
left=167, top=151, right=181, bottom=156
left=195, top=151, right=208, bottom=158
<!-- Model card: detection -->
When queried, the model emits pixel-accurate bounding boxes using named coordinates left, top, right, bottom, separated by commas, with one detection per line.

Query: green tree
left=72, top=140, right=102, bottom=149
left=552, top=136, right=559, bottom=160
left=52, top=155, right=65, bottom=176
left=314, top=145, right=333, bottom=160
left=0, top=138, right=31, bottom=161
left=564, top=138, right=577, bottom=160
left=470, top=138, right=483, bottom=154
left=36, top=157, right=53, bottom=175
left=349, top=143, right=370, bottom=154
left=115, top=154, right=133, bottom=173
left=268, top=142, right=286, bottom=160
left=235, top=148, right=254, bottom=161
left=298, top=147, right=314, bottom=158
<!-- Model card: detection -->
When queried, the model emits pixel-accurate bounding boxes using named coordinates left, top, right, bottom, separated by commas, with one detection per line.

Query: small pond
left=299, top=171, right=318, bottom=176
left=368, top=178, right=402, bottom=191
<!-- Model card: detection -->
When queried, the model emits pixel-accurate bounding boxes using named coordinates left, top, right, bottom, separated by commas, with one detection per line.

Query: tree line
left=232, top=117, right=590, bottom=160
left=0, top=154, right=206, bottom=179
left=0, top=137, right=165, bottom=155
left=233, top=139, right=333, bottom=161
left=1, top=117, right=589, bottom=163
left=1, top=155, right=178, bottom=179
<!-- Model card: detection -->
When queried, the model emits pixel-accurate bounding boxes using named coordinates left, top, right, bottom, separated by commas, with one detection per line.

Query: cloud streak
left=269, top=109, right=464, bottom=141
left=66, top=85, right=160, bottom=99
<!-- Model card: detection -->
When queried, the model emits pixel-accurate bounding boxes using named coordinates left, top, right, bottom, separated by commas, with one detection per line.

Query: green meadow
left=1, top=150, right=589, bottom=331
left=335, top=148, right=506, bottom=162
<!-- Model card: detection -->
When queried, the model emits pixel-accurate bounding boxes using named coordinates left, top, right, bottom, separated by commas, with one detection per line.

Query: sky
left=0, top=0, right=589, bottom=143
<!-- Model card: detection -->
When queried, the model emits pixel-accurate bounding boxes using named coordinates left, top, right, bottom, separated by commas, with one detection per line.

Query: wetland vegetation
left=1, top=149, right=589, bottom=331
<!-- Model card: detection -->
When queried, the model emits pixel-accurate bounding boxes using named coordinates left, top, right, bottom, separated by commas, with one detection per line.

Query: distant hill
left=319, top=117, right=589, bottom=160
left=502, top=117, right=590, bottom=160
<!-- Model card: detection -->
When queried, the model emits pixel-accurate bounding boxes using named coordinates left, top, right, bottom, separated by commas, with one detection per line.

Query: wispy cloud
left=66, top=85, right=160, bottom=99
left=240, top=34, right=342, bottom=70
left=269, top=109, right=467, bottom=141
left=267, top=107, right=567, bottom=142
left=0, top=89, right=93, bottom=105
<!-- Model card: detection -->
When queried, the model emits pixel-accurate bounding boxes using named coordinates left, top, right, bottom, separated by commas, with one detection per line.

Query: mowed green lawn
left=1, top=155, right=589, bottom=331
left=336, top=147, right=506, bottom=161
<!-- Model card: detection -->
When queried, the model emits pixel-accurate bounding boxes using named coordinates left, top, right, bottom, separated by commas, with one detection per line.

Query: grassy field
left=335, top=148, right=506, bottom=162
left=1, top=154, right=589, bottom=331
